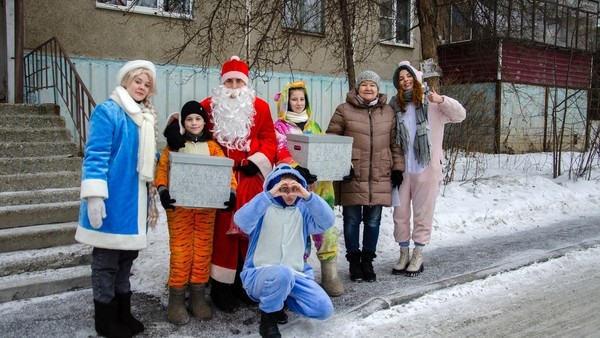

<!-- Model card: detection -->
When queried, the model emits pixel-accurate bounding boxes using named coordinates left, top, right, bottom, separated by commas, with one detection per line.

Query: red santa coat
left=199, top=96, right=277, bottom=283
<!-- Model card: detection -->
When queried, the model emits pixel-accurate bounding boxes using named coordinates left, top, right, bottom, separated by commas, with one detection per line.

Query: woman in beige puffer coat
left=326, top=70, right=405, bottom=283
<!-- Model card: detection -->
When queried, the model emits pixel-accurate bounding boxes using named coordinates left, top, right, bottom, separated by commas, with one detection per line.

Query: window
left=450, top=3, right=472, bottom=43
left=96, top=0, right=194, bottom=19
left=282, top=0, right=324, bottom=34
left=379, top=0, right=412, bottom=45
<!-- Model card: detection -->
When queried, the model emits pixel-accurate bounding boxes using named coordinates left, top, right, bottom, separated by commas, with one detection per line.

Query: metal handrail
left=23, top=37, right=95, bottom=153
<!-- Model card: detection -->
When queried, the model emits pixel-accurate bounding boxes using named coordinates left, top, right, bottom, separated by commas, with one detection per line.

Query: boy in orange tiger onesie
left=155, top=101, right=237, bottom=325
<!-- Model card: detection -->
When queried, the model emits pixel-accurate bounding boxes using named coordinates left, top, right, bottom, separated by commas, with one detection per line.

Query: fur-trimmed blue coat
left=75, top=99, right=149, bottom=250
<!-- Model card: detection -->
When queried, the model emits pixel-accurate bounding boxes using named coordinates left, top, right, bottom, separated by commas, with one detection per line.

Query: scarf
left=357, top=94, right=379, bottom=107
left=284, top=109, right=309, bottom=124
left=392, top=90, right=432, bottom=166
left=110, top=86, right=157, bottom=182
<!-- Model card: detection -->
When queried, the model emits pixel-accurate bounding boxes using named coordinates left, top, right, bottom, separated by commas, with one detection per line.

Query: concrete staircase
left=0, top=103, right=91, bottom=303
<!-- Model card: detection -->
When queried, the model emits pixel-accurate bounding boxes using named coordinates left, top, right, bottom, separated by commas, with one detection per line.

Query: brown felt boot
left=167, top=286, right=189, bottom=325
left=320, top=259, right=345, bottom=297
left=189, top=283, right=212, bottom=321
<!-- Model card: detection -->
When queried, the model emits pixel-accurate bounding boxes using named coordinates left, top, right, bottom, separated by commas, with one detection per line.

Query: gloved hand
left=224, top=191, right=236, bottom=211
left=87, top=197, right=106, bottom=229
left=342, top=167, right=355, bottom=183
left=237, top=160, right=260, bottom=177
left=391, top=170, right=404, bottom=188
left=158, top=186, right=176, bottom=210
left=163, top=119, right=186, bottom=150
left=294, top=165, right=317, bottom=185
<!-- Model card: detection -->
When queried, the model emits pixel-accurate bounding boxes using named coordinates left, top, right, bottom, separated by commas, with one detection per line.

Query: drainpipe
left=14, top=0, right=23, bottom=103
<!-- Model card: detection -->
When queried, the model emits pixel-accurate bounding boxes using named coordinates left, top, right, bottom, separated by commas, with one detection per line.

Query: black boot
left=259, top=310, right=282, bottom=338
left=94, top=299, right=133, bottom=338
left=361, top=251, right=377, bottom=282
left=210, top=278, right=240, bottom=313
left=275, top=306, right=288, bottom=324
left=115, top=291, right=144, bottom=335
left=345, top=252, right=363, bottom=282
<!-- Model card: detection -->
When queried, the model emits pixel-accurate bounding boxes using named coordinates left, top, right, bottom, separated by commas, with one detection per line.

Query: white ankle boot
left=392, top=247, right=410, bottom=275
left=405, top=248, right=424, bottom=277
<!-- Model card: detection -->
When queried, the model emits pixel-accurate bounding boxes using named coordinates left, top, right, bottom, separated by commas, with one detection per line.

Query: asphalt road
left=1, top=215, right=599, bottom=337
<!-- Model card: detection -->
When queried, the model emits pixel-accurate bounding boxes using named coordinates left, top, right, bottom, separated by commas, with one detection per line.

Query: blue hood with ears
left=264, top=164, right=308, bottom=207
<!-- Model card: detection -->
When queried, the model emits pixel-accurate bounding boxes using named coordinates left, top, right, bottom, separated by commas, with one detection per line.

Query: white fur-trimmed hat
left=116, top=60, right=157, bottom=85
left=220, top=56, right=249, bottom=85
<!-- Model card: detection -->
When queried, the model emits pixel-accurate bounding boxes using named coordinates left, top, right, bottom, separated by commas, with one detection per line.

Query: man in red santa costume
left=164, top=56, right=277, bottom=312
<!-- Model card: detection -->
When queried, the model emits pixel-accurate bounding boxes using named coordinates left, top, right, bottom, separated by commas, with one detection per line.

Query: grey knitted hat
left=356, top=70, right=381, bottom=89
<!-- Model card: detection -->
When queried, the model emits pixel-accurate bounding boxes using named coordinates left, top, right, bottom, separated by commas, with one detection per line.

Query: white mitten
left=87, top=197, right=106, bottom=229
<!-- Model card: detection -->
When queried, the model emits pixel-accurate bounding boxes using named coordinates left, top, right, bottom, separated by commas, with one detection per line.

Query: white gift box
left=286, top=134, right=353, bottom=181
left=168, top=152, right=234, bottom=209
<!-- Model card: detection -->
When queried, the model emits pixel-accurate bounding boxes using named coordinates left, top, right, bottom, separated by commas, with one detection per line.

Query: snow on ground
left=133, top=151, right=600, bottom=302
left=285, top=246, right=600, bottom=337
left=2, top=152, right=598, bottom=336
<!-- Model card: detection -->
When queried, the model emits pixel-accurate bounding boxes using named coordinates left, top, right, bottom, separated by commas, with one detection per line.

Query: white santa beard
left=210, top=85, right=256, bottom=151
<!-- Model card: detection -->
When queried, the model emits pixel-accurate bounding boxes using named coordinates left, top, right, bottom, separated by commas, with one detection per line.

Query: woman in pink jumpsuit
left=389, top=61, right=466, bottom=276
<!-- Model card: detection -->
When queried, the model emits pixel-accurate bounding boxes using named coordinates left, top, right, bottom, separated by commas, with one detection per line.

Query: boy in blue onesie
left=234, top=164, right=335, bottom=338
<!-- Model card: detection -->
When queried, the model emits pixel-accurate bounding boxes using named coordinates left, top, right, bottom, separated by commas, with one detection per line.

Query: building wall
left=441, top=81, right=588, bottom=154
left=438, top=40, right=593, bottom=89
left=501, top=41, right=593, bottom=89
left=499, top=83, right=587, bottom=153
left=439, top=39, right=591, bottom=153
left=23, top=0, right=420, bottom=82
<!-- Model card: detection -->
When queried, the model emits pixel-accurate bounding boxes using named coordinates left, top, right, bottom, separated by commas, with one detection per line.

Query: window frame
left=379, top=0, right=414, bottom=47
left=95, top=0, right=194, bottom=20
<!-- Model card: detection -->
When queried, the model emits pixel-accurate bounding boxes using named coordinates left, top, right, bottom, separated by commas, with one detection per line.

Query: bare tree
left=151, top=0, right=396, bottom=88
left=415, top=0, right=441, bottom=90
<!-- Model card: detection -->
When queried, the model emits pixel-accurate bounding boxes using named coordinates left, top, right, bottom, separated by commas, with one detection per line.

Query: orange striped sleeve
left=155, top=146, right=172, bottom=188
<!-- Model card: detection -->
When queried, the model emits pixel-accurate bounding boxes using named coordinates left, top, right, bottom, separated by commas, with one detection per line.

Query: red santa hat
left=220, top=56, right=249, bottom=85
